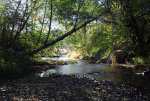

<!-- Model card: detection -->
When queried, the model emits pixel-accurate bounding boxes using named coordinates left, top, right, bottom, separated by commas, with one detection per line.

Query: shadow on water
left=40, top=59, right=150, bottom=92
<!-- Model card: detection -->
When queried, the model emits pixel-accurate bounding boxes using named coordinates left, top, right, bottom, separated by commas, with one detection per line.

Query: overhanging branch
left=28, top=10, right=108, bottom=55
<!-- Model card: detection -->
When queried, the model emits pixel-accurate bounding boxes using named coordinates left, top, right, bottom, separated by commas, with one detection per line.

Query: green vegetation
left=0, top=0, right=150, bottom=75
left=36, top=58, right=78, bottom=65
left=64, top=0, right=150, bottom=64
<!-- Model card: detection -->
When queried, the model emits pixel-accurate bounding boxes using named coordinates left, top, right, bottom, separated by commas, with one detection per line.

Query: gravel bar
left=0, top=73, right=149, bottom=101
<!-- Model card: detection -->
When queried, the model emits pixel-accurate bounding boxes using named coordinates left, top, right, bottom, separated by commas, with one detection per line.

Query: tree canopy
left=0, top=0, right=150, bottom=72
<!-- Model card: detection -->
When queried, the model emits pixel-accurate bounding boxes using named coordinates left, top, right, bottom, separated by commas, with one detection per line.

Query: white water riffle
left=40, top=69, right=57, bottom=77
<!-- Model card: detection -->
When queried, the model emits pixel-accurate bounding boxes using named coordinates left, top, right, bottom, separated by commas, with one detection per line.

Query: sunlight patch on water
left=41, top=55, right=72, bottom=61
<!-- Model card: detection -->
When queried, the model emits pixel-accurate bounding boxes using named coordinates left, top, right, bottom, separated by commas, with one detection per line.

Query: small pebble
left=0, top=73, right=149, bottom=100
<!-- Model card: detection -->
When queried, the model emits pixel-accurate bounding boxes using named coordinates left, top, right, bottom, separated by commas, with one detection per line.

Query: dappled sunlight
left=0, top=0, right=150, bottom=100
left=68, top=51, right=83, bottom=60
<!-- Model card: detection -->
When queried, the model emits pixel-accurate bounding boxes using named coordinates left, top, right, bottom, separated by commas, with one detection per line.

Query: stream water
left=40, top=56, right=150, bottom=90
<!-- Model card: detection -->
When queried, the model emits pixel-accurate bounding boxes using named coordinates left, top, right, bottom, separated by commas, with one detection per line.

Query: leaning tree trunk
left=28, top=11, right=108, bottom=55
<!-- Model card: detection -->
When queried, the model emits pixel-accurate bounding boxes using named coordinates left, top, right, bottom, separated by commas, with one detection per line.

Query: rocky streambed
left=0, top=73, right=149, bottom=101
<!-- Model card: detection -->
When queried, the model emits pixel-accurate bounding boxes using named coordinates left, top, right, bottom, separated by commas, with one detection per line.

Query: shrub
left=132, top=56, right=145, bottom=64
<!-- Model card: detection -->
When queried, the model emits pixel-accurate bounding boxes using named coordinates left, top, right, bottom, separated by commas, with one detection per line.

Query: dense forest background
left=0, top=0, right=150, bottom=74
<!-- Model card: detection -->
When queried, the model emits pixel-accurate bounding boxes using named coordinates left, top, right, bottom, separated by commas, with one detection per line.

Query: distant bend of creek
left=40, top=56, right=150, bottom=91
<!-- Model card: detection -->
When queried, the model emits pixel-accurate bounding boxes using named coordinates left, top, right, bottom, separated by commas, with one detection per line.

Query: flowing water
left=40, top=56, right=150, bottom=90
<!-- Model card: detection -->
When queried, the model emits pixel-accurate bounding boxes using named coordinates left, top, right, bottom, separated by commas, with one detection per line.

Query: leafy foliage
left=0, top=0, right=150, bottom=75
left=64, top=0, right=150, bottom=64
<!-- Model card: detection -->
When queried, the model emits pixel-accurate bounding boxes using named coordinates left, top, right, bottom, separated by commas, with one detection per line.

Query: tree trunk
left=44, top=0, right=53, bottom=44
left=28, top=11, right=108, bottom=55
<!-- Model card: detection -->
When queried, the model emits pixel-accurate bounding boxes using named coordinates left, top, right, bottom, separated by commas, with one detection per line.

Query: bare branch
left=102, top=20, right=119, bottom=25
left=10, top=0, right=21, bottom=40
left=13, top=0, right=39, bottom=40
left=44, top=0, right=53, bottom=44
left=73, top=0, right=82, bottom=29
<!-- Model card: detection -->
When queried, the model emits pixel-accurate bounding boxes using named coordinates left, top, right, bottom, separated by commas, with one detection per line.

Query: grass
left=35, top=58, right=78, bottom=65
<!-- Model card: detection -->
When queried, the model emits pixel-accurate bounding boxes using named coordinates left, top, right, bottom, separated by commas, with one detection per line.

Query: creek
left=40, top=56, right=150, bottom=90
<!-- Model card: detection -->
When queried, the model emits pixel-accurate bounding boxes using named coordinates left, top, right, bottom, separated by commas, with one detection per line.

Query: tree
left=107, top=0, right=150, bottom=56
left=28, top=0, right=109, bottom=55
left=1, top=0, right=150, bottom=67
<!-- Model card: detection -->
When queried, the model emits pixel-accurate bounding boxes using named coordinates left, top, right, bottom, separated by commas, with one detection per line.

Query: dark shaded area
left=0, top=74, right=149, bottom=100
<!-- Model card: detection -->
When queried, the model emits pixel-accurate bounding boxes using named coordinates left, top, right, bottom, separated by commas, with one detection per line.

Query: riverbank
left=31, top=59, right=78, bottom=72
left=0, top=59, right=150, bottom=100
left=0, top=59, right=78, bottom=79
left=86, top=58, right=150, bottom=69
left=114, top=64, right=150, bottom=68
left=0, top=73, right=149, bottom=100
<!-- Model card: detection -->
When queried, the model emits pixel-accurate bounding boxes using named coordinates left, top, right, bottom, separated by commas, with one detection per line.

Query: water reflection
left=40, top=61, right=150, bottom=89
left=56, top=63, right=138, bottom=74
left=41, top=55, right=71, bottom=61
